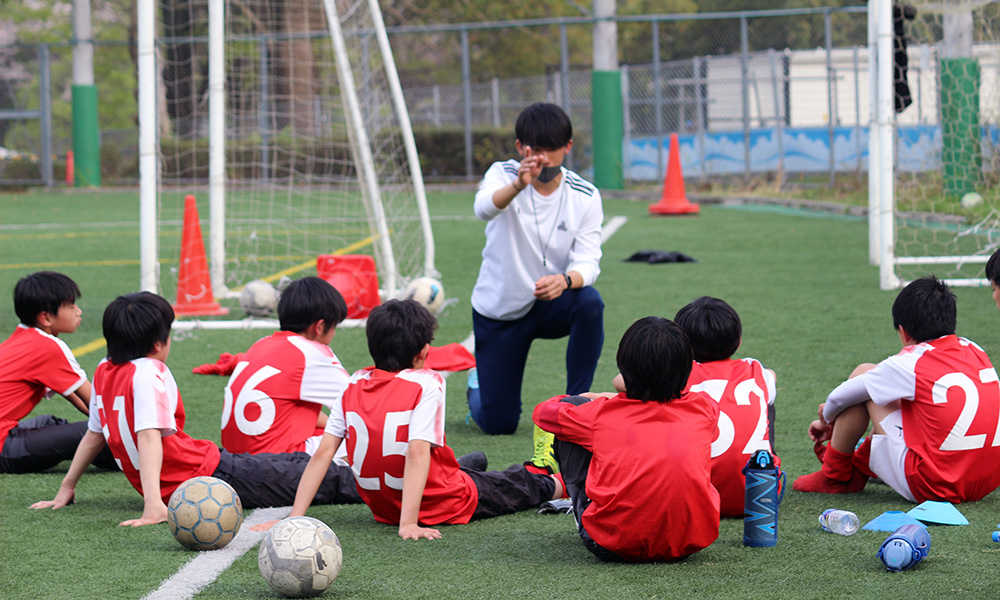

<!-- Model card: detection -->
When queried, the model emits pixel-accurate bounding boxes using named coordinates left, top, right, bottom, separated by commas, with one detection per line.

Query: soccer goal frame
left=137, top=0, right=435, bottom=325
left=869, top=0, right=998, bottom=290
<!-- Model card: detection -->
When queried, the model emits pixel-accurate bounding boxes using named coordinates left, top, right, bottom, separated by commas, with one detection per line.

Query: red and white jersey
left=222, top=331, right=349, bottom=455
left=533, top=391, right=720, bottom=562
left=0, top=325, right=87, bottom=447
left=326, top=368, right=477, bottom=526
left=89, top=358, right=221, bottom=503
left=850, top=335, right=1000, bottom=503
left=686, top=358, right=777, bottom=518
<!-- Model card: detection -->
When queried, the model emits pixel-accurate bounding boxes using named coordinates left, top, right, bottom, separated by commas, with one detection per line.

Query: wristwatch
left=563, top=273, right=572, bottom=289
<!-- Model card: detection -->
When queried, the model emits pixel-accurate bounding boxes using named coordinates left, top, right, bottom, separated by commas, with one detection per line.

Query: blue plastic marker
left=992, top=531, right=1000, bottom=543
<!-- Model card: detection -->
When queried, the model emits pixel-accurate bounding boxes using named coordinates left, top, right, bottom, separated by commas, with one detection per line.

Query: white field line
left=142, top=506, right=289, bottom=600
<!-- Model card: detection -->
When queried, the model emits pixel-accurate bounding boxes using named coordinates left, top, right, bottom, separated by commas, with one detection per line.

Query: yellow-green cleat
left=529, top=424, right=559, bottom=473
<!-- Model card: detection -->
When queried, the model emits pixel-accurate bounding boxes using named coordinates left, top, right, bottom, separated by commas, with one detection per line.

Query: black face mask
left=536, top=165, right=561, bottom=183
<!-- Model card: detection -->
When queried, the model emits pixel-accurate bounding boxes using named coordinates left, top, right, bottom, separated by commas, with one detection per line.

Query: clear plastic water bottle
left=819, top=509, right=859, bottom=536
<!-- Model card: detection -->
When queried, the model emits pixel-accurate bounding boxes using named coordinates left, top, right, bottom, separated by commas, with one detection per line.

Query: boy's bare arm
left=121, top=429, right=168, bottom=527
left=64, top=381, right=92, bottom=416
left=251, top=432, right=343, bottom=532
left=29, top=429, right=107, bottom=510
left=398, top=439, right=440, bottom=541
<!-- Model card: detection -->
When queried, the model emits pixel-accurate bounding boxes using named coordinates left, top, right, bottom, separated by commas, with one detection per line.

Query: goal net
left=143, top=0, right=434, bottom=319
left=874, top=0, right=1000, bottom=288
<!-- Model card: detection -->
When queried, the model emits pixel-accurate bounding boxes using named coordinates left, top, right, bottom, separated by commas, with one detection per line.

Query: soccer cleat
left=529, top=424, right=559, bottom=474
left=793, top=446, right=868, bottom=494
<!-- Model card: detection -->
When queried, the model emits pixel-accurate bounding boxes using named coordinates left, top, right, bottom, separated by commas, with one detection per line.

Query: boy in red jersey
left=31, top=292, right=358, bottom=525
left=222, top=277, right=350, bottom=455
left=794, top=276, right=1000, bottom=503
left=985, top=248, right=1000, bottom=311
left=674, top=296, right=777, bottom=518
left=0, top=271, right=114, bottom=473
left=273, top=299, right=563, bottom=540
left=534, top=316, right=720, bottom=562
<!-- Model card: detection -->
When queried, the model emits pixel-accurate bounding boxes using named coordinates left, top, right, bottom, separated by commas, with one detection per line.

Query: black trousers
left=0, top=416, right=116, bottom=474
left=212, top=450, right=360, bottom=509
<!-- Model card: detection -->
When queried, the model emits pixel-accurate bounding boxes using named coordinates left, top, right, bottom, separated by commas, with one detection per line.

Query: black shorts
left=464, top=463, right=554, bottom=520
left=0, top=416, right=116, bottom=474
left=212, top=450, right=360, bottom=509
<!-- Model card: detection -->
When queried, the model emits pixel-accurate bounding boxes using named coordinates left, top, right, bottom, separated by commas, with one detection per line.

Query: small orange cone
left=649, top=133, right=699, bottom=215
left=173, top=195, right=229, bottom=316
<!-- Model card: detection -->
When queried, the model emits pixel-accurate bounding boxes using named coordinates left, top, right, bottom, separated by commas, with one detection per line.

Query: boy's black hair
left=892, top=276, right=956, bottom=343
left=278, top=276, right=348, bottom=334
left=674, top=296, right=742, bottom=363
left=13, top=271, right=81, bottom=326
left=616, top=316, right=692, bottom=403
left=365, top=299, right=437, bottom=372
left=514, top=103, right=573, bottom=149
left=986, top=248, right=1000, bottom=286
left=103, top=292, right=174, bottom=365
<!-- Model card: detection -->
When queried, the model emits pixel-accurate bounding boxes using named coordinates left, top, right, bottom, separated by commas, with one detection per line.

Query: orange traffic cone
left=173, top=195, right=229, bottom=316
left=649, top=133, right=699, bottom=215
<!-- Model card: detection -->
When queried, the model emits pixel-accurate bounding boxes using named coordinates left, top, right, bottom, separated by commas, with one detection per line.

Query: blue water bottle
left=742, top=449, right=784, bottom=547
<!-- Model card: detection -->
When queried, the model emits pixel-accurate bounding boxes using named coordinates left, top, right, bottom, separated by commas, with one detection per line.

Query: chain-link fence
left=2, top=6, right=880, bottom=187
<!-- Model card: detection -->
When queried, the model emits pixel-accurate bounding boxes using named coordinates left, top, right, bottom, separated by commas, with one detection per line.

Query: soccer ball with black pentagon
left=403, top=277, right=445, bottom=313
left=167, top=476, right=243, bottom=550
left=258, top=516, right=343, bottom=598
left=240, top=279, right=278, bottom=316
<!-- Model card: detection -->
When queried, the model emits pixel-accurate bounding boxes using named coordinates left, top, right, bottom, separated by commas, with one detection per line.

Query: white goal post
left=871, top=0, right=1000, bottom=289
left=138, top=0, right=435, bottom=325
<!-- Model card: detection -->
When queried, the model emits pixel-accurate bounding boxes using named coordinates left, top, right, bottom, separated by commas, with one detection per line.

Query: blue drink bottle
left=742, top=449, right=784, bottom=547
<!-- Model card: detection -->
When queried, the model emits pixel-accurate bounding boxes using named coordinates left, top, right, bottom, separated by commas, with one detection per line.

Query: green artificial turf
left=1, top=188, right=999, bottom=599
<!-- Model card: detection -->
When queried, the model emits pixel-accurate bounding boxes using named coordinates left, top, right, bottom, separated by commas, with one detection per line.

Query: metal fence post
left=491, top=78, right=500, bottom=127
left=769, top=48, right=784, bottom=183
left=741, top=15, right=750, bottom=179
left=695, top=55, right=706, bottom=181
left=560, top=23, right=574, bottom=171
left=653, top=21, right=664, bottom=183
left=825, top=9, right=835, bottom=186
left=40, top=44, right=53, bottom=187
left=622, top=65, right=631, bottom=184
left=461, top=28, right=473, bottom=179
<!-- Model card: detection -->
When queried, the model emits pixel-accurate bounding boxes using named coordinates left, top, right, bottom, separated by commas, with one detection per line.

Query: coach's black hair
left=515, top=103, right=573, bottom=149
left=674, top=296, right=742, bottom=363
left=278, top=276, right=348, bottom=334
left=13, top=271, right=81, bottom=326
left=986, top=248, right=1000, bottom=286
left=366, top=299, right=437, bottom=372
left=892, top=276, right=956, bottom=343
left=103, top=292, right=174, bottom=365
left=616, top=316, right=692, bottom=403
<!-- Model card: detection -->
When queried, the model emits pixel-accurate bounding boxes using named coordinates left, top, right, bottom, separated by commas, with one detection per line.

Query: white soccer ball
left=403, top=277, right=445, bottom=313
left=240, top=279, right=278, bottom=317
left=961, top=192, right=984, bottom=209
left=167, top=476, right=243, bottom=551
left=258, top=516, right=343, bottom=598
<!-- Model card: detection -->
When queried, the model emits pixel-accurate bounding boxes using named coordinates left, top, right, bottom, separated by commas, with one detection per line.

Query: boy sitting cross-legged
left=264, top=299, right=564, bottom=540
left=674, top=296, right=778, bottom=518
left=534, top=316, right=720, bottom=562
left=794, top=276, right=1000, bottom=503
left=31, top=292, right=358, bottom=525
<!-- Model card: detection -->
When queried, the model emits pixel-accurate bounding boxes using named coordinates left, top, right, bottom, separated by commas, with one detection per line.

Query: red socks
left=793, top=445, right=869, bottom=494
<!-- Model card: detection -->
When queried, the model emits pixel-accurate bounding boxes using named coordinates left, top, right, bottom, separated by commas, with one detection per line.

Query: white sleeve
left=86, top=394, right=103, bottom=434
left=823, top=376, right=871, bottom=422
left=323, top=384, right=348, bottom=438
left=132, top=361, right=179, bottom=435
left=299, top=352, right=350, bottom=409
left=474, top=161, right=517, bottom=221
left=761, top=364, right=777, bottom=405
left=566, top=188, right=603, bottom=287
left=406, top=373, right=447, bottom=447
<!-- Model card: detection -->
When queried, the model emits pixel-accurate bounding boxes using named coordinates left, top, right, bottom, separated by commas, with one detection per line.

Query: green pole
left=71, top=84, right=101, bottom=187
left=940, top=58, right=980, bottom=200
left=592, top=70, right=623, bottom=190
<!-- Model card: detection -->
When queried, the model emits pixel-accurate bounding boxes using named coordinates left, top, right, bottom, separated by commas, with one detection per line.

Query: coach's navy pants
left=470, top=286, right=604, bottom=435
